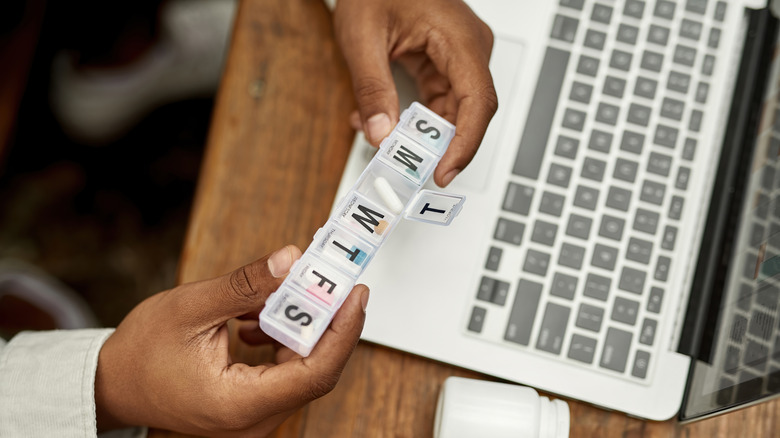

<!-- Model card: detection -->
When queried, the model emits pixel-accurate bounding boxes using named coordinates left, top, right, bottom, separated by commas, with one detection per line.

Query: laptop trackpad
left=449, top=36, right=524, bottom=192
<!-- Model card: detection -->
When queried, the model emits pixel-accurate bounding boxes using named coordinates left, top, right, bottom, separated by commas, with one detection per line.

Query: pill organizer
left=259, top=102, right=464, bottom=356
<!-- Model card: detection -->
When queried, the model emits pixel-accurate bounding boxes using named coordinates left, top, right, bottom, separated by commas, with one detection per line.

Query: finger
left=231, top=285, right=369, bottom=413
left=334, top=8, right=399, bottom=146
left=426, top=26, right=498, bottom=187
left=182, top=245, right=302, bottom=326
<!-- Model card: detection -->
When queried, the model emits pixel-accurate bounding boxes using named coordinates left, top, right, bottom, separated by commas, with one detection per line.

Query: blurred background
left=0, top=0, right=237, bottom=337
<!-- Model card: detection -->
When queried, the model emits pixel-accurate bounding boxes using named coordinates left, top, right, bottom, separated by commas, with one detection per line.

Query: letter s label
left=416, top=119, right=441, bottom=139
left=284, top=305, right=313, bottom=326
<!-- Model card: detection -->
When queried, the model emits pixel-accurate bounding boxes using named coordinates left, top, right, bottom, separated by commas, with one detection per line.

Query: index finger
left=428, top=29, right=498, bottom=187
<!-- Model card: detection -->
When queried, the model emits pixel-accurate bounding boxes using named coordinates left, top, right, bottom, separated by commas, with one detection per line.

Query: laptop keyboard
left=466, top=0, right=730, bottom=382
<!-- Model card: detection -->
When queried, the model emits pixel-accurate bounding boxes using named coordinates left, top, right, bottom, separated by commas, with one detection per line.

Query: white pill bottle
left=434, top=377, right=570, bottom=438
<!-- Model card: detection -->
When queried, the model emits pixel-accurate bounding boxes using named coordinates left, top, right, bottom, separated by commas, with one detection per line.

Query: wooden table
left=155, top=0, right=780, bottom=436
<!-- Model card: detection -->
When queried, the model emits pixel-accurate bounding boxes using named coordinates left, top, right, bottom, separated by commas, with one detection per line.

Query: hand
left=94, top=245, right=369, bottom=436
left=333, top=0, right=498, bottom=188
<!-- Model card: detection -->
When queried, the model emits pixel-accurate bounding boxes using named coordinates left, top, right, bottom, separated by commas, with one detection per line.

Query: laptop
left=332, top=0, right=780, bottom=421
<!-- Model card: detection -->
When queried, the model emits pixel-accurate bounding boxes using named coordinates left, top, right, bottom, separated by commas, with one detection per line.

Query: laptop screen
left=682, top=8, right=780, bottom=420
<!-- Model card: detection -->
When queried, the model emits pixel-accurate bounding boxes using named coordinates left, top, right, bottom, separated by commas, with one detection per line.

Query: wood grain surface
left=152, top=0, right=780, bottom=436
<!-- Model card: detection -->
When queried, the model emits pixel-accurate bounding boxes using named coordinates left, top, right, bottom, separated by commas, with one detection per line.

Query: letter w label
left=393, top=145, right=423, bottom=172
left=352, top=204, right=385, bottom=233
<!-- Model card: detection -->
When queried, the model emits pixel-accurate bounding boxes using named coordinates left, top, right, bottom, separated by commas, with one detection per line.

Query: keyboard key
left=560, top=0, right=585, bottom=10
left=641, top=50, right=664, bottom=72
left=582, top=157, right=606, bottom=182
left=655, top=255, right=671, bottom=281
left=551, top=272, right=578, bottom=299
left=566, top=214, right=592, bottom=240
left=531, top=220, right=558, bottom=246
left=669, top=195, right=684, bottom=220
left=485, top=246, right=502, bottom=271
left=555, top=135, right=580, bottom=159
left=708, top=28, right=721, bottom=49
left=660, top=97, right=684, bottom=121
left=654, top=0, right=676, bottom=19
left=595, top=102, right=620, bottom=125
left=620, top=130, right=644, bottom=154
left=730, top=315, right=747, bottom=343
left=589, top=129, right=613, bottom=153
left=591, top=3, right=613, bottom=24
left=467, top=306, right=487, bottom=333
left=680, top=18, right=703, bottom=40
left=505, top=279, right=542, bottom=345
left=702, top=54, right=715, bottom=76
left=723, top=346, right=740, bottom=374
left=612, top=296, right=640, bottom=325
left=524, top=249, right=551, bottom=276
left=606, top=186, right=632, bottom=212
left=610, top=50, right=633, bottom=71
left=634, top=208, right=660, bottom=234
left=476, top=276, right=509, bottom=305
left=640, top=180, right=666, bottom=205
left=536, top=303, right=571, bottom=354
left=668, top=71, right=691, bottom=93
left=574, top=185, right=599, bottom=210
left=696, top=82, right=709, bottom=104
left=576, top=303, right=605, bottom=332
left=494, top=218, right=525, bottom=245
left=647, top=152, right=672, bottom=176
left=632, top=350, right=651, bottom=379
left=559, top=243, right=586, bottom=269
left=640, top=318, right=658, bottom=345
left=682, top=138, right=697, bottom=160
left=634, top=76, right=657, bottom=99
left=601, top=328, right=632, bottom=372
left=755, top=282, right=778, bottom=310
left=551, top=15, right=579, bottom=42
left=603, top=76, right=626, bottom=98
left=690, top=109, right=703, bottom=132
left=578, top=55, right=600, bottom=77
left=673, top=45, right=697, bottom=66
left=745, top=341, right=769, bottom=371
left=714, top=1, right=727, bottom=21
left=514, top=47, right=569, bottom=179
left=584, top=273, right=611, bottom=301
left=647, top=25, right=670, bottom=45
left=676, top=167, right=691, bottom=190
left=540, top=191, right=565, bottom=216
left=623, top=0, right=646, bottom=19
left=686, top=0, right=707, bottom=14
left=749, top=311, right=774, bottom=341
left=614, top=158, right=638, bottom=182
left=568, top=334, right=597, bottom=364
left=627, top=104, right=651, bottom=127
left=584, top=29, right=607, bottom=50
left=654, top=124, right=678, bottom=148
left=562, top=108, right=586, bottom=131
left=616, top=24, right=639, bottom=45
left=648, top=287, right=664, bottom=313
left=569, top=81, right=593, bottom=104
left=547, top=163, right=573, bottom=187
left=599, top=215, right=625, bottom=241
left=502, top=182, right=534, bottom=215
left=661, top=225, right=678, bottom=250
left=592, top=243, right=618, bottom=270
left=626, top=237, right=653, bottom=264
left=619, top=266, right=646, bottom=294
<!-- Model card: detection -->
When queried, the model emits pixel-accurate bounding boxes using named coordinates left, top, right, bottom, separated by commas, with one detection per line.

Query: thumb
left=186, top=245, right=302, bottom=325
left=336, top=19, right=399, bottom=146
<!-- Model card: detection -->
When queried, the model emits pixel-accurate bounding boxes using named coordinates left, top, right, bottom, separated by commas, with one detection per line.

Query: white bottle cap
left=434, top=377, right=570, bottom=438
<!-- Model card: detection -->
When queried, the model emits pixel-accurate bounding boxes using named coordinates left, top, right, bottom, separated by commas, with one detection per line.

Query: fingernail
left=366, top=113, right=392, bottom=144
left=441, top=169, right=461, bottom=187
left=268, top=246, right=293, bottom=278
left=361, top=288, right=370, bottom=313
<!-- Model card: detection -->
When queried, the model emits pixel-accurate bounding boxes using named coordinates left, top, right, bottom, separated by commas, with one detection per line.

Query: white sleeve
left=323, top=0, right=336, bottom=11
left=0, top=329, right=146, bottom=438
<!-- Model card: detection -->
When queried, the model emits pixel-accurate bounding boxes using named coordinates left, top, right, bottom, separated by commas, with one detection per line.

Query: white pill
left=373, top=177, right=404, bottom=214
